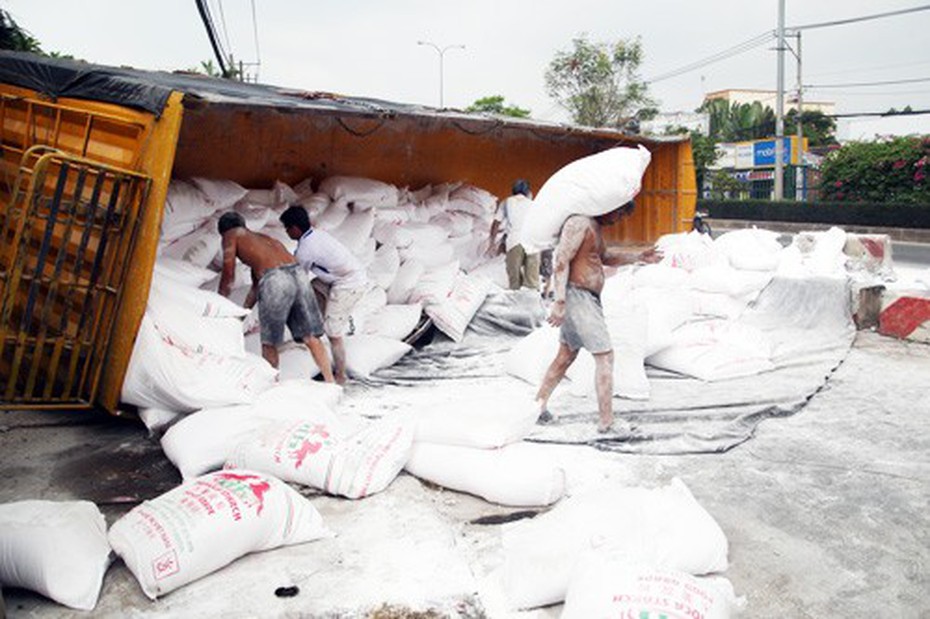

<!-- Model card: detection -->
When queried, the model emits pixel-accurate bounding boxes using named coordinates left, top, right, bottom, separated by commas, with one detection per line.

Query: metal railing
left=1, top=147, right=150, bottom=408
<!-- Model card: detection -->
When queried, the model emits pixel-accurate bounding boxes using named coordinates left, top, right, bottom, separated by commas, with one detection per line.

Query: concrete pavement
left=0, top=330, right=928, bottom=617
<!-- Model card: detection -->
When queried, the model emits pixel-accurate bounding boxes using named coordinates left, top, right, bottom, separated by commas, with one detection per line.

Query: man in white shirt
left=280, top=205, right=369, bottom=385
left=488, top=179, right=540, bottom=290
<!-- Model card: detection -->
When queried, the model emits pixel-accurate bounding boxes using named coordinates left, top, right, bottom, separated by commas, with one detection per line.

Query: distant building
left=704, top=88, right=835, bottom=116
left=641, top=111, right=710, bottom=136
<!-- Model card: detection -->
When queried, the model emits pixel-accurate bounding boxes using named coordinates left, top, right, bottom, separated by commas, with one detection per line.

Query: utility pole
left=774, top=0, right=786, bottom=200
left=417, top=41, right=465, bottom=108
left=795, top=31, right=804, bottom=201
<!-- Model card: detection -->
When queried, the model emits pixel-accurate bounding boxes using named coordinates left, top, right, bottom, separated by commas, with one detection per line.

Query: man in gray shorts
left=217, top=211, right=334, bottom=383
left=535, top=203, right=661, bottom=433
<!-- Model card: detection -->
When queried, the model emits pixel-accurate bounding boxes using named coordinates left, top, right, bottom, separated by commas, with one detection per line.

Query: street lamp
left=417, top=40, right=465, bottom=108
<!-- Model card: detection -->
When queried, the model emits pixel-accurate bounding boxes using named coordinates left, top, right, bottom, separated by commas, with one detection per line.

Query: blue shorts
left=258, top=264, right=324, bottom=345
left=560, top=285, right=612, bottom=354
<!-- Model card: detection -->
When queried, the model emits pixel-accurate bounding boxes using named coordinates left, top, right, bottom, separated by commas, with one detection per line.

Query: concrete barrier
left=879, top=292, right=930, bottom=343
left=708, top=219, right=930, bottom=244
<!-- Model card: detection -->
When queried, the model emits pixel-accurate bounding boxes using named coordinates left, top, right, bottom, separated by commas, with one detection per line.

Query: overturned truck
left=0, top=50, right=697, bottom=413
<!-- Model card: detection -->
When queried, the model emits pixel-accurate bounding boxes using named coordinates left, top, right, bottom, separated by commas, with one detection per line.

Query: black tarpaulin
left=0, top=51, right=173, bottom=116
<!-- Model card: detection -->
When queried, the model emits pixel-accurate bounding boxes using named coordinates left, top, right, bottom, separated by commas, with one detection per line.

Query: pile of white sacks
left=505, top=224, right=856, bottom=400
left=123, top=174, right=505, bottom=419
left=0, top=470, right=333, bottom=607
left=2, top=149, right=759, bottom=614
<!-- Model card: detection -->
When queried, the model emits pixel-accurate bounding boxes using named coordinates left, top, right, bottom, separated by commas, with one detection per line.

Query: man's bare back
left=219, top=227, right=296, bottom=298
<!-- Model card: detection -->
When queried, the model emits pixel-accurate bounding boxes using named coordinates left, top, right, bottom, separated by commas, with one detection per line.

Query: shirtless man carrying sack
left=535, top=202, right=661, bottom=433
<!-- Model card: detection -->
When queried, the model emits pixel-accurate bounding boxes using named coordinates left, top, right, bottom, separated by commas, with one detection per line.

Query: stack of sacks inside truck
left=122, top=174, right=507, bottom=423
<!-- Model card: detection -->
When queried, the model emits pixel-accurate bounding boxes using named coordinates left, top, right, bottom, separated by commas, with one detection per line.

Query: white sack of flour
left=108, top=470, right=330, bottom=599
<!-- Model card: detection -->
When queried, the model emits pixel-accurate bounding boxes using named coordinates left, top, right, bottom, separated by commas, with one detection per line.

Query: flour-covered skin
left=537, top=206, right=662, bottom=433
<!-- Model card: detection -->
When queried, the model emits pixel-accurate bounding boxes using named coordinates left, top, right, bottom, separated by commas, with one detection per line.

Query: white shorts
left=324, top=285, right=367, bottom=338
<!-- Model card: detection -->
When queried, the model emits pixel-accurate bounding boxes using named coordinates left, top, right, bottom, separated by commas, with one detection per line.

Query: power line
left=214, top=0, right=234, bottom=59
left=645, top=31, right=775, bottom=84
left=828, top=108, right=930, bottom=118
left=806, top=76, right=930, bottom=89
left=806, top=59, right=930, bottom=79
left=646, top=5, right=930, bottom=87
left=788, top=4, right=930, bottom=31
left=194, top=0, right=230, bottom=77
left=805, top=89, right=930, bottom=97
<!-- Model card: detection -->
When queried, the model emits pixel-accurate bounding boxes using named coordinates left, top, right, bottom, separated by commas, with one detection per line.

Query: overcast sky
left=5, top=0, right=930, bottom=140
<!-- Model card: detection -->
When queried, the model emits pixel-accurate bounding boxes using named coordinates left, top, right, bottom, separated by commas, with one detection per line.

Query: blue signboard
left=753, top=138, right=792, bottom=166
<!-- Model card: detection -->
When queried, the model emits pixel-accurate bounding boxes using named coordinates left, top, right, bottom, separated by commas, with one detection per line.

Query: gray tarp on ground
left=361, top=276, right=856, bottom=455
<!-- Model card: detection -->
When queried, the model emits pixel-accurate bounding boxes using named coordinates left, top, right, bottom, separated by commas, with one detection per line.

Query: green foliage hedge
left=701, top=199, right=930, bottom=229
left=818, top=136, right=930, bottom=204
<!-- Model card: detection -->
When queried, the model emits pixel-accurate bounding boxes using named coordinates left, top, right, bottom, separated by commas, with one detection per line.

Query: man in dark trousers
left=488, top=179, right=541, bottom=291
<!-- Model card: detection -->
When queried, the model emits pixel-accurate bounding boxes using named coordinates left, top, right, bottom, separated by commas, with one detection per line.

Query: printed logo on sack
left=153, top=549, right=180, bottom=580
left=214, top=472, right=273, bottom=516
left=287, top=423, right=333, bottom=469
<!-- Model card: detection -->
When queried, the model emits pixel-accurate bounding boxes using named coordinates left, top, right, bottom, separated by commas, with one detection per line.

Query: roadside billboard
left=711, top=136, right=806, bottom=169
left=753, top=137, right=793, bottom=166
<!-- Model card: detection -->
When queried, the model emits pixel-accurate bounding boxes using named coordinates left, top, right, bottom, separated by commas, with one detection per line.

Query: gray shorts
left=560, top=285, right=612, bottom=354
left=258, top=264, right=324, bottom=345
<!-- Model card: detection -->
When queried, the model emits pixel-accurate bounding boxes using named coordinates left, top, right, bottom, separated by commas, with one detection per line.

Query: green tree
left=662, top=124, right=719, bottom=191
left=784, top=109, right=837, bottom=147
left=189, top=57, right=242, bottom=80
left=466, top=95, right=531, bottom=118
left=700, top=99, right=775, bottom=141
left=707, top=169, right=745, bottom=200
left=818, top=136, right=930, bottom=203
left=690, top=132, right=720, bottom=192
left=544, top=34, right=657, bottom=128
left=0, top=9, right=42, bottom=52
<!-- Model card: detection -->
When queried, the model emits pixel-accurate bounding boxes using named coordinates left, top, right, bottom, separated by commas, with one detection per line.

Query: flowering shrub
left=818, top=136, right=930, bottom=204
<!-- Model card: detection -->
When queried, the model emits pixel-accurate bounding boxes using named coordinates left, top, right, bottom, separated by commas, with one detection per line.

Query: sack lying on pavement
left=226, top=417, right=414, bottom=499
left=409, top=392, right=539, bottom=449
left=160, top=380, right=344, bottom=480
left=497, top=477, right=729, bottom=609
left=562, top=560, right=743, bottom=619
left=0, top=500, right=111, bottom=610
left=108, top=470, right=330, bottom=600
left=405, top=442, right=566, bottom=507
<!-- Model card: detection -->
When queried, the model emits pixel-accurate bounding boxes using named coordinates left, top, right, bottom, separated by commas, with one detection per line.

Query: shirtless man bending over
left=535, top=203, right=661, bottom=433
left=217, top=211, right=335, bottom=383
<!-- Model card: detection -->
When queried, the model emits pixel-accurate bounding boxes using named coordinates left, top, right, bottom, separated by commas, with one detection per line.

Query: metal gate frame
left=1, top=147, right=151, bottom=408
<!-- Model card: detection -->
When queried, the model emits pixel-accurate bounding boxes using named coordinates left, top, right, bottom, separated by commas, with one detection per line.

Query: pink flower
left=834, top=180, right=843, bottom=188
left=915, top=170, right=926, bottom=183
left=915, top=157, right=927, bottom=168
left=892, top=159, right=907, bottom=170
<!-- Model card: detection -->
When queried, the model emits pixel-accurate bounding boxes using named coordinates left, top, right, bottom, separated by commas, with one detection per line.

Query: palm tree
left=700, top=99, right=775, bottom=141
left=0, top=9, right=42, bottom=52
